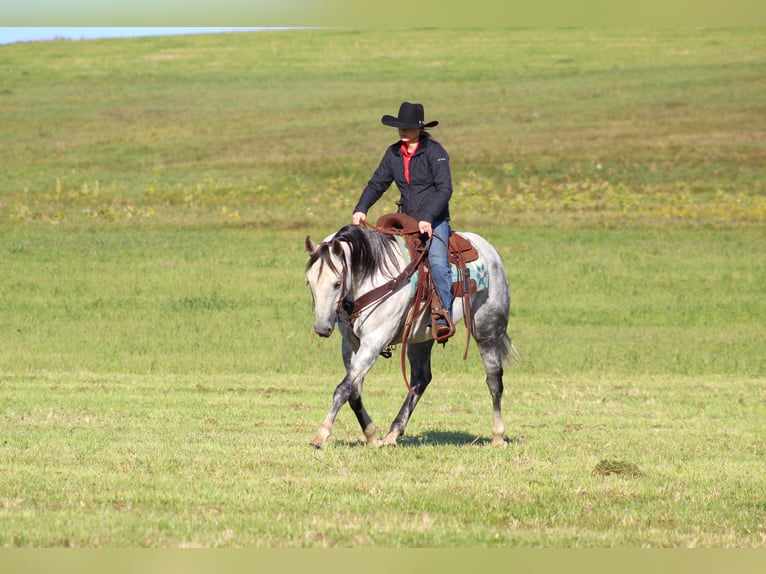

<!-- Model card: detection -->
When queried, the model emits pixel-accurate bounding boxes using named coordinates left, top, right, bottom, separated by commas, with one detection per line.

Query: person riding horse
left=352, top=102, right=455, bottom=342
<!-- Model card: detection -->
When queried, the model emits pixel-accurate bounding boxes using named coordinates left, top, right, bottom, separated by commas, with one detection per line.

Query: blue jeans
left=428, top=219, right=452, bottom=323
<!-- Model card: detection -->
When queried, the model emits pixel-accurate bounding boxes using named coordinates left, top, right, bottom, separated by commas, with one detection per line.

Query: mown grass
left=1, top=371, right=763, bottom=547
left=1, top=224, right=764, bottom=547
left=0, top=28, right=764, bottom=547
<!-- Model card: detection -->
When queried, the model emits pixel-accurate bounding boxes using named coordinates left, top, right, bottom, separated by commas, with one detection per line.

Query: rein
left=319, top=219, right=468, bottom=396
left=348, top=220, right=431, bottom=395
left=344, top=222, right=429, bottom=327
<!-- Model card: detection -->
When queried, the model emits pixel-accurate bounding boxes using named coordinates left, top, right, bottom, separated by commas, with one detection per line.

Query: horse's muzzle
left=314, top=323, right=334, bottom=338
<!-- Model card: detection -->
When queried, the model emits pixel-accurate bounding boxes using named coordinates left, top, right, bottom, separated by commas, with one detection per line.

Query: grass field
left=0, top=28, right=764, bottom=548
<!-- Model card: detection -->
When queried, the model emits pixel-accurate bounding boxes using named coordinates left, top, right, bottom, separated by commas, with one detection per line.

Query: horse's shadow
left=399, top=430, right=486, bottom=447
left=334, top=431, right=521, bottom=448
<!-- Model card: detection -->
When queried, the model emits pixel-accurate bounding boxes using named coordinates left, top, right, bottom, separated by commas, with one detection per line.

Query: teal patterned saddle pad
left=394, top=234, right=489, bottom=297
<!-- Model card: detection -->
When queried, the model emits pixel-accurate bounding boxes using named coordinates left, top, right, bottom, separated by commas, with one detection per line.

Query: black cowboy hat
left=381, top=102, right=439, bottom=129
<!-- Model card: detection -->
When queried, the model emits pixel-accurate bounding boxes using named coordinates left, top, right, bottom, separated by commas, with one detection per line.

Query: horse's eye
left=333, top=280, right=342, bottom=290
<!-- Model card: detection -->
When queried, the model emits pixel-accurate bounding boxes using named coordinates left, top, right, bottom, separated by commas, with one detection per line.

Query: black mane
left=307, top=225, right=400, bottom=282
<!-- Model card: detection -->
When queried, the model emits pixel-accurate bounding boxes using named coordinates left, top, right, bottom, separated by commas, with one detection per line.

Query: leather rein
left=328, top=221, right=431, bottom=395
left=344, top=222, right=429, bottom=326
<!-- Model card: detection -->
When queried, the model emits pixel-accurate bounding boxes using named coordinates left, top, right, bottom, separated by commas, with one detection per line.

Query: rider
left=352, top=101, right=454, bottom=342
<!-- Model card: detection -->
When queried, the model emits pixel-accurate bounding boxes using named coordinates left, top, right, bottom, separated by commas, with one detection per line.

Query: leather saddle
left=374, top=213, right=479, bottom=353
left=375, top=213, right=479, bottom=267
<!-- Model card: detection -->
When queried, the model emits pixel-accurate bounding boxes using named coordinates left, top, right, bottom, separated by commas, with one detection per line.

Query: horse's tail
left=501, top=333, right=521, bottom=366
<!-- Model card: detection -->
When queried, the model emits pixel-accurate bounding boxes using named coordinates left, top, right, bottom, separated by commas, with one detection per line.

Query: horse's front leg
left=310, top=372, right=355, bottom=448
left=342, top=338, right=380, bottom=446
left=382, top=340, right=434, bottom=446
left=348, top=387, right=380, bottom=447
left=310, top=341, right=382, bottom=449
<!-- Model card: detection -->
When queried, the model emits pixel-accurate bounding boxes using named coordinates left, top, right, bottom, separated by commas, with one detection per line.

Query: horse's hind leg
left=476, top=334, right=510, bottom=447
left=382, top=340, right=434, bottom=446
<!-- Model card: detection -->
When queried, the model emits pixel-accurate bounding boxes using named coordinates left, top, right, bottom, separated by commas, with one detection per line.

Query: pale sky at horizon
left=0, top=27, right=282, bottom=45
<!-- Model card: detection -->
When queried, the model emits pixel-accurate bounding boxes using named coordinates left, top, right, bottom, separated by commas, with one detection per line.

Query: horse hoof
left=364, top=424, right=381, bottom=447
left=381, top=433, right=399, bottom=447
left=310, top=433, right=328, bottom=448
left=491, top=437, right=508, bottom=447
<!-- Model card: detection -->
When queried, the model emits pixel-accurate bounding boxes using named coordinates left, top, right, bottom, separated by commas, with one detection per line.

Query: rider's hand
left=352, top=212, right=367, bottom=226
left=418, top=220, right=433, bottom=237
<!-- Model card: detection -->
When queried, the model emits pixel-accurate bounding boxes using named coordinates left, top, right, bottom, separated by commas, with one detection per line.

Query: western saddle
left=370, top=213, right=480, bottom=364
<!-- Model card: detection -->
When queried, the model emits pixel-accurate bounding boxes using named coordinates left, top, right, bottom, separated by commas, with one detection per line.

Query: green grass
left=0, top=28, right=764, bottom=547
left=1, top=225, right=764, bottom=547
left=2, top=226, right=763, bottom=377
left=1, top=371, right=763, bottom=547
left=1, top=28, right=764, bottom=226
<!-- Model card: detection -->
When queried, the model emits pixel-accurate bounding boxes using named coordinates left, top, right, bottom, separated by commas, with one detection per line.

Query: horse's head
left=305, top=235, right=349, bottom=338
left=306, top=225, right=401, bottom=338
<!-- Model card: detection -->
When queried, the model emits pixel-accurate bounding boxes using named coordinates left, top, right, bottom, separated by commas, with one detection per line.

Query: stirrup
left=435, top=324, right=454, bottom=342
left=431, top=307, right=455, bottom=342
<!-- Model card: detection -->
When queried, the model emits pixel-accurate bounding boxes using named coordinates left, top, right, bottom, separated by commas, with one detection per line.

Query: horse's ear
left=305, top=236, right=317, bottom=253
left=331, top=239, right=344, bottom=257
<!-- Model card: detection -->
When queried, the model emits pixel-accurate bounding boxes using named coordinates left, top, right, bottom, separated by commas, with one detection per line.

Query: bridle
left=312, top=233, right=429, bottom=329
left=308, top=240, right=351, bottom=324
left=309, top=218, right=477, bottom=396
left=335, top=252, right=351, bottom=321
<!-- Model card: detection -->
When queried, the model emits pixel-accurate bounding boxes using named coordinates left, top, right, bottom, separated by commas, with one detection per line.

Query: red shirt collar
left=400, top=141, right=419, bottom=157
left=400, top=141, right=419, bottom=183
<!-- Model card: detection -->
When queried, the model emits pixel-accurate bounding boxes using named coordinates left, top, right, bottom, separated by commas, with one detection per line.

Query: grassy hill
left=1, top=28, right=763, bottom=227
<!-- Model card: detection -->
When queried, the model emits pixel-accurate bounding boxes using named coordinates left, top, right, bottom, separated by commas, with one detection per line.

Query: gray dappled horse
left=305, top=223, right=513, bottom=448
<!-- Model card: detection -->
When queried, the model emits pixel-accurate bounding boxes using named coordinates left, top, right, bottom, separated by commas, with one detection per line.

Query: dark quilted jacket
left=354, top=135, right=452, bottom=223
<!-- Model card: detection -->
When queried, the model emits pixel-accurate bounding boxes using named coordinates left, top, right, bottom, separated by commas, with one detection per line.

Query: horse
left=304, top=221, right=514, bottom=448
